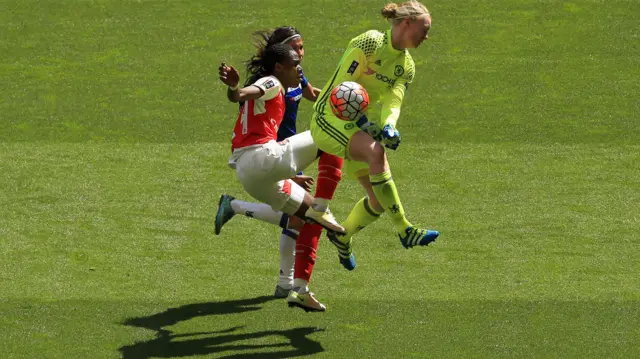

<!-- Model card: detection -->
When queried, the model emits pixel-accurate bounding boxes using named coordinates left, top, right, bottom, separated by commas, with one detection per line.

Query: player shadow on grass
left=118, top=296, right=324, bottom=359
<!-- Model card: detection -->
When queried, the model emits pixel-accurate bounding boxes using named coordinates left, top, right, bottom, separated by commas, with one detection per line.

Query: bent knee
left=368, top=142, right=386, bottom=165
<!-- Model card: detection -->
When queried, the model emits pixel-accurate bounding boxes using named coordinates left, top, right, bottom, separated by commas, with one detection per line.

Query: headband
left=280, top=34, right=301, bottom=44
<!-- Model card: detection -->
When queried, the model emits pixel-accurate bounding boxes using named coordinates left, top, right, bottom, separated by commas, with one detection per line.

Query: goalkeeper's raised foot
left=215, top=194, right=236, bottom=235
left=327, top=231, right=356, bottom=271
left=398, top=226, right=439, bottom=249
left=304, top=207, right=345, bottom=234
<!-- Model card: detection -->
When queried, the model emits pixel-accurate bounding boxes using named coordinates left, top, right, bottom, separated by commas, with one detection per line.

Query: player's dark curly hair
left=244, top=26, right=301, bottom=86
left=241, top=43, right=295, bottom=89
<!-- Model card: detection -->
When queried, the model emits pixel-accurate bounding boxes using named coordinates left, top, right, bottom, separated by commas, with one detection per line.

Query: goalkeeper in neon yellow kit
left=311, top=1, right=439, bottom=270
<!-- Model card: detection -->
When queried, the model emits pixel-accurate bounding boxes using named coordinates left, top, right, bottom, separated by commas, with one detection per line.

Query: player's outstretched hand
left=381, top=124, right=401, bottom=151
left=219, top=62, right=240, bottom=88
left=291, top=175, right=315, bottom=192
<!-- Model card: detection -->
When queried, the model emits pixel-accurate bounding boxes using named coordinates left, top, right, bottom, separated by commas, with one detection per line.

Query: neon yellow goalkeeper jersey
left=314, top=29, right=415, bottom=127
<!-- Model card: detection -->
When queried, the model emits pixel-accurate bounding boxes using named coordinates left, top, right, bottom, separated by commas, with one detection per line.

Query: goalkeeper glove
left=356, top=114, right=382, bottom=141
left=381, top=124, right=401, bottom=150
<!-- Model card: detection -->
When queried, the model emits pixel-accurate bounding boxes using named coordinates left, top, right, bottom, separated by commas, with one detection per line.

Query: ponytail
left=381, top=1, right=429, bottom=24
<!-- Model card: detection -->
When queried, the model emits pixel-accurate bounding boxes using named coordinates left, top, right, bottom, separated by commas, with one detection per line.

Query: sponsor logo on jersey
left=264, top=80, right=275, bottom=89
left=344, top=123, right=355, bottom=130
left=347, top=60, right=359, bottom=74
left=394, top=65, right=404, bottom=77
left=287, top=86, right=303, bottom=102
left=375, top=73, right=396, bottom=86
left=289, top=93, right=302, bottom=102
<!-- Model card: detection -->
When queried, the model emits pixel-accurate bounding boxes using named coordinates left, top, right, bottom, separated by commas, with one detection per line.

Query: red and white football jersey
left=231, top=76, right=285, bottom=151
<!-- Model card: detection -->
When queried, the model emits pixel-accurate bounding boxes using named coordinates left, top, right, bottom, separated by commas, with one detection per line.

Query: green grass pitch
left=1, top=0, right=639, bottom=358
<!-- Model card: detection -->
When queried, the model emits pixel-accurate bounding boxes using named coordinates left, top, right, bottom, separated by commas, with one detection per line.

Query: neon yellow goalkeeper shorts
left=310, top=112, right=370, bottom=179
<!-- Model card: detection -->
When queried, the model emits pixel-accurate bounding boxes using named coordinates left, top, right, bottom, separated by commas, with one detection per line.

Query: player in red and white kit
left=220, top=43, right=345, bottom=236
left=217, top=27, right=344, bottom=306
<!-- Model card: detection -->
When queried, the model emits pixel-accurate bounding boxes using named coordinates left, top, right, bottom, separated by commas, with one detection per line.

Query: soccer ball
left=329, top=81, right=369, bottom=121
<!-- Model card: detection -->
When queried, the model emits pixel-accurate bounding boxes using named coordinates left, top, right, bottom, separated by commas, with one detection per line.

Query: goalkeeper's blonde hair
left=381, top=1, right=430, bottom=24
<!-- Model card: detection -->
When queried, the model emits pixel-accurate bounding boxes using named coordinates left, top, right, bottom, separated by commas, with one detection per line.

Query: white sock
left=311, top=198, right=329, bottom=212
left=230, top=200, right=285, bottom=227
left=278, top=229, right=298, bottom=288
left=293, top=278, right=309, bottom=294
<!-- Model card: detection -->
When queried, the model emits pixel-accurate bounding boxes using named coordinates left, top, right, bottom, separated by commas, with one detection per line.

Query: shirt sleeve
left=331, top=30, right=388, bottom=84
left=381, top=81, right=407, bottom=127
left=332, top=45, right=368, bottom=84
left=381, top=58, right=415, bottom=128
left=253, top=76, right=282, bottom=100
left=314, top=31, right=383, bottom=113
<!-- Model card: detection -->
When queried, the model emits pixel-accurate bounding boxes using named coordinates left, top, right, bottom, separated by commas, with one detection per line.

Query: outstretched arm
left=302, top=84, right=321, bottom=102
left=219, top=62, right=264, bottom=103
left=299, top=70, right=321, bottom=102
left=230, top=85, right=264, bottom=103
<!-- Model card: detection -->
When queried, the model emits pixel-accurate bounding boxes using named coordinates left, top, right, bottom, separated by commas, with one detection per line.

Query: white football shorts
left=228, top=131, right=318, bottom=214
